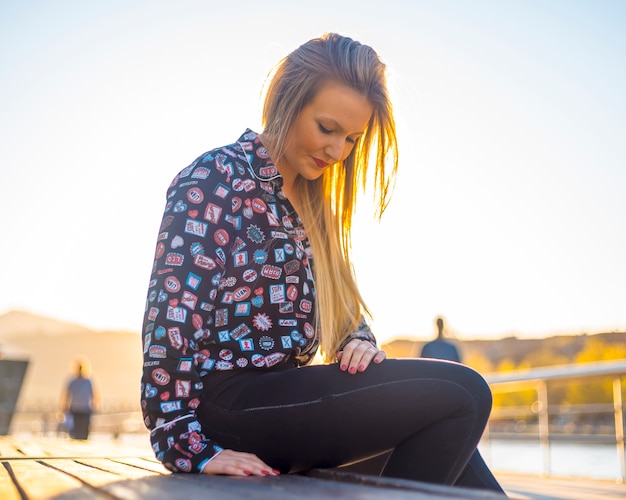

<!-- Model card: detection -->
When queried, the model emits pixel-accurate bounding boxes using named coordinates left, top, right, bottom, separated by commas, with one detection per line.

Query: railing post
left=613, top=376, right=625, bottom=483
left=537, top=380, right=551, bottom=476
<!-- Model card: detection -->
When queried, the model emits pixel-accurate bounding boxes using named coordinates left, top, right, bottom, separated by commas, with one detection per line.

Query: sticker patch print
left=140, top=130, right=319, bottom=473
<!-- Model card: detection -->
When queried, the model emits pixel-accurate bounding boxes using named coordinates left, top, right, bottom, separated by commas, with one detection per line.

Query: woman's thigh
left=197, top=358, right=491, bottom=472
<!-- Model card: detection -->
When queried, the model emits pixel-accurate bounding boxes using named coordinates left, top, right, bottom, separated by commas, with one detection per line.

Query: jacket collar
left=236, top=129, right=282, bottom=184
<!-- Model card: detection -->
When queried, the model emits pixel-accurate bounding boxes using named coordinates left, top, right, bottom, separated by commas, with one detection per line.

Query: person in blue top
left=140, top=32, right=505, bottom=494
left=61, top=358, right=97, bottom=440
left=421, top=317, right=461, bottom=362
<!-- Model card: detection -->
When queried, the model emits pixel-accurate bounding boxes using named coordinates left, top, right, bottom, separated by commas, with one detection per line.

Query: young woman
left=141, top=32, right=505, bottom=494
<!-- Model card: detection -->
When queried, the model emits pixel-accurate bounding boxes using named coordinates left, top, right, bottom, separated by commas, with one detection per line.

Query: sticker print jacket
left=141, top=130, right=377, bottom=473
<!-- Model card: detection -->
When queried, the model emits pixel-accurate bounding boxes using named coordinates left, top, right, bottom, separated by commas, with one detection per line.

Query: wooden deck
left=1, top=435, right=623, bottom=499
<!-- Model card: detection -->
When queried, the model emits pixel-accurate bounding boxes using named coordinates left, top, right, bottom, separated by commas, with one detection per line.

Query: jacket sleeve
left=140, top=154, right=233, bottom=473
left=336, top=318, right=378, bottom=353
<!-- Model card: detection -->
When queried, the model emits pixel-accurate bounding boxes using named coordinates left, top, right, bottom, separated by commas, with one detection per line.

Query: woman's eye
left=318, top=124, right=332, bottom=134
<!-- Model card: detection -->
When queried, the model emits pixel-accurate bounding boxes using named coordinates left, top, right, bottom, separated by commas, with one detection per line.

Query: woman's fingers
left=337, top=339, right=386, bottom=374
left=200, top=449, right=280, bottom=476
left=373, top=349, right=387, bottom=364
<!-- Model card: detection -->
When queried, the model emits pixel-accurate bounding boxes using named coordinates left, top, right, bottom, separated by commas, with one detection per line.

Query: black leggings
left=197, top=358, right=504, bottom=493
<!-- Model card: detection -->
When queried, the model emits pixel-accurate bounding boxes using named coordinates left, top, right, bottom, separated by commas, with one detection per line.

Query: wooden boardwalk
left=0, top=435, right=623, bottom=499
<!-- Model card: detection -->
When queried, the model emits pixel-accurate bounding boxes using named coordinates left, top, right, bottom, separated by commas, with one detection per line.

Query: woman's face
left=277, top=81, right=373, bottom=190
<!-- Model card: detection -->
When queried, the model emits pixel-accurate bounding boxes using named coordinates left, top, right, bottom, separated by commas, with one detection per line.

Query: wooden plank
left=110, top=456, right=170, bottom=474
left=45, top=458, right=218, bottom=499
left=106, top=474, right=226, bottom=498
left=0, top=439, right=22, bottom=458
left=0, top=436, right=532, bottom=500
left=41, top=458, right=134, bottom=488
left=0, top=436, right=154, bottom=460
left=0, top=462, right=22, bottom=500
left=33, top=439, right=108, bottom=458
left=109, top=457, right=495, bottom=500
left=39, top=456, right=505, bottom=500
left=8, top=438, right=52, bottom=458
left=307, top=469, right=507, bottom=499
left=39, top=439, right=117, bottom=458
left=7, top=459, right=109, bottom=499
left=105, top=473, right=423, bottom=500
left=76, top=458, right=159, bottom=479
left=175, top=474, right=487, bottom=500
left=496, top=472, right=626, bottom=500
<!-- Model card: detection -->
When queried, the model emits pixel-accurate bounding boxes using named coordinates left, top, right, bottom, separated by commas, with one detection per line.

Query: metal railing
left=483, top=358, right=626, bottom=482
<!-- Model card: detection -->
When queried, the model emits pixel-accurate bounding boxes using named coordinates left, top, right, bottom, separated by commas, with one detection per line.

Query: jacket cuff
left=150, top=416, right=222, bottom=473
left=337, top=322, right=377, bottom=353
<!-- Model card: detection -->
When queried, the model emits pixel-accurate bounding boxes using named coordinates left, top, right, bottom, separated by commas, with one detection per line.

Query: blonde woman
left=141, top=33, right=504, bottom=494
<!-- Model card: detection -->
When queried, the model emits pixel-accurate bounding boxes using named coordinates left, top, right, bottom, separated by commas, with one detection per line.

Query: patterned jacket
left=141, top=130, right=376, bottom=472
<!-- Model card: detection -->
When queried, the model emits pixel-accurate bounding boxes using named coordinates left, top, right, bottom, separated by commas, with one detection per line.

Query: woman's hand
left=336, top=339, right=386, bottom=374
left=200, top=449, right=280, bottom=476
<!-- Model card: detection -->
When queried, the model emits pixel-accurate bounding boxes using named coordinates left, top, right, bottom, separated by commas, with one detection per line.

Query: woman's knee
left=408, top=359, right=493, bottom=412
left=456, top=363, right=493, bottom=414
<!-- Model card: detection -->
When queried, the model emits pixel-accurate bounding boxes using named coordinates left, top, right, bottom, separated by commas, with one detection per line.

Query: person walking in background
left=420, top=317, right=461, bottom=362
left=61, top=358, right=97, bottom=440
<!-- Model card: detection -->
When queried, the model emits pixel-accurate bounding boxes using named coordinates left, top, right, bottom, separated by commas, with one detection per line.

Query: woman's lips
left=312, top=157, right=329, bottom=168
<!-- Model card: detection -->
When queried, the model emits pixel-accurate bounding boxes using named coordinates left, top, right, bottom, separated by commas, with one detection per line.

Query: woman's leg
left=70, top=412, right=90, bottom=440
left=345, top=448, right=505, bottom=493
left=454, top=449, right=504, bottom=492
left=197, top=358, right=502, bottom=491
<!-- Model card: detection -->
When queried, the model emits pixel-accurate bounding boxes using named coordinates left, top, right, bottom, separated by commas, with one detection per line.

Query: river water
left=480, top=439, right=623, bottom=481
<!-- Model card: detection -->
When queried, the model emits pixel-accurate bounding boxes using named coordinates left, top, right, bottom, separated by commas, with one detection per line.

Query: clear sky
left=1, top=0, right=625, bottom=343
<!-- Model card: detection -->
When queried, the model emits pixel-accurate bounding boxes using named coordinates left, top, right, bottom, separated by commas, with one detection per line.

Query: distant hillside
left=0, top=310, right=142, bottom=411
left=0, top=310, right=98, bottom=338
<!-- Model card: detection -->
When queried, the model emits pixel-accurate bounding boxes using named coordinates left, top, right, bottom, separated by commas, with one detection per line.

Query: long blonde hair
left=262, top=33, right=398, bottom=361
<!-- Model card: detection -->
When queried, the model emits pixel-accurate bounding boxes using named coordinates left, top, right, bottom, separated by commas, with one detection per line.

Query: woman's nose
left=325, top=138, right=344, bottom=163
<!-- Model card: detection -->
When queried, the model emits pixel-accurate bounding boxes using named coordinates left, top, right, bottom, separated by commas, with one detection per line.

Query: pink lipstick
left=312, top=157, right=329, bottom=168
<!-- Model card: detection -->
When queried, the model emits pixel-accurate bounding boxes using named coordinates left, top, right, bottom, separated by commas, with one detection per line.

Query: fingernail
left=349, top=366, right=356, bottom=374
left=243, top=470, right=251, bottom=475
left=340, top=364, right=347, bottom=371
left=272, top=469, right=281, bottom=475
left=358, top=364, right=365, bottom=371
left=261, top=470, right=270, bottom=476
